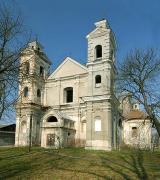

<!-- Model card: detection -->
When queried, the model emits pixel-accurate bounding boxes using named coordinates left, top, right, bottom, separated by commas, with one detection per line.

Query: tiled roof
left=125, top=110, right=147, bottom=120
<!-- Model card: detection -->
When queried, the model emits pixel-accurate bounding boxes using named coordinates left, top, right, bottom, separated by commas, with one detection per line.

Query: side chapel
left=15, top=19, right=121, bottom=151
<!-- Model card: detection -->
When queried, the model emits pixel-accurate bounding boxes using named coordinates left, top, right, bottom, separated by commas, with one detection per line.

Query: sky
left=15, top=0, right=160, bottom=71
left=1, top=0, right=160, bottom=124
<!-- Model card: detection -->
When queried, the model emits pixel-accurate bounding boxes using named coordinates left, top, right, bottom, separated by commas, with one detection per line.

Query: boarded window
left=46, top=134, right=55, bottom=146
left=95, top=45, right=102, bottom=59
left=95, top=117, right=101, bottom=132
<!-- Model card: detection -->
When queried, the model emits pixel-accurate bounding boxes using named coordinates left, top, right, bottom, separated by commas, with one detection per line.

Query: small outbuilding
left=0, top=124, right=16, bottom=146
left=123, top=103, right=152, bottom=149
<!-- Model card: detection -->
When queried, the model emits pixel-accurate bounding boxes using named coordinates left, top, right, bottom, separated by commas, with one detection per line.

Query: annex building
left=121, top=98, right=152, bottom=149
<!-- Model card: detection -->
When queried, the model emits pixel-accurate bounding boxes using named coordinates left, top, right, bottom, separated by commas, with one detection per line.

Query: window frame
left=47, top=116, right=58, bottom=122
left=25, top=62, right=30, bottom=75
left=95, top=75, right=101, bottom=87
left=95, top=45, right=102, bottom=59
left=132, top=127, right=138, bottom=138
left=64, top=87, right=73, bottom=103
left=24, top=87, right=29, bottom=97
left=40, top=66, right=44, bottom=77
left=37, top=89, right=41, bottom=98
left=95, top=117, right=101, bottom=132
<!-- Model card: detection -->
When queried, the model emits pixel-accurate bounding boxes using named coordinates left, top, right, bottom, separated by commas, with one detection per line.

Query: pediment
left=86, top=27, right=109, bottom=39
left=48, top=57, right=88, bottom=79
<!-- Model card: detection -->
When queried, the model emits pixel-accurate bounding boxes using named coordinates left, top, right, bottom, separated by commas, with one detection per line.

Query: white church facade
left=15, top=19, right=151, bottom=150
left=15, top=19, right=121, bottom=151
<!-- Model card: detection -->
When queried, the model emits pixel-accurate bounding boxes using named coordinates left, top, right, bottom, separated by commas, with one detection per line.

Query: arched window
left=47, top=116, right=58, bottom=122
left=95, top=117, right=101, bottom=132
left=24, top=87, right=29, bottom=97
left=95, top=45, right=102, bottom=59
left=64, top=87, right=73, bottom=103
left=26, top=62, right=30, bottom=74
left=37, top=89, right=41, bottom=97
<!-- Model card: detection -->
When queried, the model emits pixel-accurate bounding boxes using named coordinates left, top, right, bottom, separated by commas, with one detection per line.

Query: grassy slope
left=0, top=147, right=160, bottom=180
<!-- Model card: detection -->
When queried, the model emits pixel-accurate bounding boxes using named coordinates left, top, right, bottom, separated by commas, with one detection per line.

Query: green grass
left=0, top=147, right=160, bottom=179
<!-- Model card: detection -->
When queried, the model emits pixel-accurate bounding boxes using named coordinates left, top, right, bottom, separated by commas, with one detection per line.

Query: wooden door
left=46, top=134, right=55, bottom=147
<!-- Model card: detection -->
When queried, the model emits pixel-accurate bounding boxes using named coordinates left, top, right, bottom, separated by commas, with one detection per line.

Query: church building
left=15, top=19, right=121, bottom=151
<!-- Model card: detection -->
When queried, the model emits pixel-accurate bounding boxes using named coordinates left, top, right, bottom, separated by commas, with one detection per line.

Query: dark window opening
left=132, top=127, right=138, bottom=137
left=64, top=87, right=73, bottom=103
left=37, top=89, right=41, bottom=97
left=118, top=119, right=122, bottom=127
left=26, top=62, right=30, bottom=74
left=47, top=116, right=58, bottom=122
left=95, top=45, right=102, bottom=59
left=133, top=104, right=139, bottom=110
left=40, top=66, right=44, bottom=77
left=24, top=87, right=29, bottom=97
left=95, top=75, right=101, bottom=84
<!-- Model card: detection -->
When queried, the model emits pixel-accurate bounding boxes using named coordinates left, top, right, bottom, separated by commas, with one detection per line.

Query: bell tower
left=15, top=41, right=51, bottom=146
left=85, top=19, right=118, bottom=150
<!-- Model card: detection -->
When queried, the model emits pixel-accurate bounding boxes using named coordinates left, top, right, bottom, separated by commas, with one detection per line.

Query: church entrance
left=46, top=134, right=55, bottom=147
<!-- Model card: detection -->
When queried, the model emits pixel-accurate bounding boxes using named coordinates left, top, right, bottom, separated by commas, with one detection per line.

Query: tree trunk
left=152, top=117, right=160, bottom=137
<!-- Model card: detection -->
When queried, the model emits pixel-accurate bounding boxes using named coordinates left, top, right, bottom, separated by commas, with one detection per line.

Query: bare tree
left=118, top=48, right=160, bottom=136
left=0, top=1, right=30, bottom=121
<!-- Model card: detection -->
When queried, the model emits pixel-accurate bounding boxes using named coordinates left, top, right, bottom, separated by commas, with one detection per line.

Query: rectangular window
left=95, top=119, right=101, bottom=132
left=95, top=75, right=101, bottom=88
left=64, top=87, right=73, bottom=103
left=40, top=66, right=44, bottom=77
left=67, top=89, right=73, bottom=102
left=132, top=127, right=138, bottom=137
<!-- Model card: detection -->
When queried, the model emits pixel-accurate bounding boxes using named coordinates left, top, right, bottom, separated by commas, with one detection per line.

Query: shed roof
left=0, top=124, right=15, bottom=128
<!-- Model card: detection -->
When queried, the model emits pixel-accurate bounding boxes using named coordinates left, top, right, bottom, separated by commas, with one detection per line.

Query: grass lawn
left=0, top=147, right=160, bottom=179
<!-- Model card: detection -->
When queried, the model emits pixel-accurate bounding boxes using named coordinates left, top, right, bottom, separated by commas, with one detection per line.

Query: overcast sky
left=16, top=0, right=160, bottom=70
